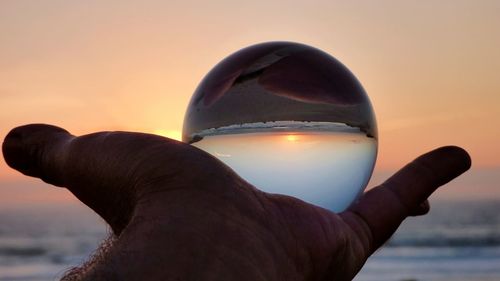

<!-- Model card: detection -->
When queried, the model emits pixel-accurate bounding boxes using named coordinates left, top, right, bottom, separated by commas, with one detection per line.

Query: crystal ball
left=182, top=42, right=377, bottom=212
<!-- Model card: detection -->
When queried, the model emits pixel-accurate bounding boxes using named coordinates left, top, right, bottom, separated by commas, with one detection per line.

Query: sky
left=1, top=0, right=499, bottom=205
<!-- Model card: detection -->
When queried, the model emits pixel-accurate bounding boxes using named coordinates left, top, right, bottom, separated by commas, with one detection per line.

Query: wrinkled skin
left=2, top=124, right=471, bottom=281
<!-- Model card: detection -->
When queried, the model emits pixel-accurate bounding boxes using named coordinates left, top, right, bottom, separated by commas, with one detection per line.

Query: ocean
left=355, top=200, right=500, bottom=281
left=0, top=200, right=499, bottom=281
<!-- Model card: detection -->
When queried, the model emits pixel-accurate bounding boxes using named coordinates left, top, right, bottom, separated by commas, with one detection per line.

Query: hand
left=2, top=124, right=471, bottom=281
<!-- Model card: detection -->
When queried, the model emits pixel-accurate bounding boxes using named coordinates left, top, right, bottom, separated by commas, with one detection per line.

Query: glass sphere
left=183, top=42, right=377, bottom=212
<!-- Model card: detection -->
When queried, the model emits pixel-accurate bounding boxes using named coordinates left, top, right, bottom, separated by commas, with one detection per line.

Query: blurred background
left=0, top=1, right=499, bottom=280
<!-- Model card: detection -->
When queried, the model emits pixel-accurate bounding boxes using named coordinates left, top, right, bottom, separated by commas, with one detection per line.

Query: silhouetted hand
left=2, top=124, right=471, bottom=281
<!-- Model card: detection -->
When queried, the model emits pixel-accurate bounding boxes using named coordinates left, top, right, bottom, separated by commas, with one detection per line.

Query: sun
left=286, top=134, right=299, bottom=142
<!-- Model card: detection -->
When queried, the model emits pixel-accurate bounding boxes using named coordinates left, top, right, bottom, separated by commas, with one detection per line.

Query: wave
left=387, top=235, right=500, bottom=247
left=192, top=121, right=363, bottom=139
left=0, top=246, right=47, bottom=257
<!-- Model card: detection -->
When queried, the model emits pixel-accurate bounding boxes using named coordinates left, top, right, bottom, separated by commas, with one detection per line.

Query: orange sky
left=1, top=1, right=499, bottom=204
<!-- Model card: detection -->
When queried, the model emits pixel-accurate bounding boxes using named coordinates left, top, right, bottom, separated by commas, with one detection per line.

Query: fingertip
left=2, top=124, right=72, bottom=180
left=3, top=127, right=31, bottom=175
left=432, top=145, right=472, bottom=172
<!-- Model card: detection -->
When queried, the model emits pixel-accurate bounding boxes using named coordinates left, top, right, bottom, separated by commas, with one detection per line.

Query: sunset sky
left=1, top=0, right=499, bottom=205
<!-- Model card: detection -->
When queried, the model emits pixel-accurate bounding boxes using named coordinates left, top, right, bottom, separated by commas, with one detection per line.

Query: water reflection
left=193, top=122, right=377, bottom=212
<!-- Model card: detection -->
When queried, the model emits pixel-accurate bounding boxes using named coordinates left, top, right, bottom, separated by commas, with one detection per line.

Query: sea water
left=2, top=200, right=500, bottom=281
left=191, top=121, right=377, bottom=212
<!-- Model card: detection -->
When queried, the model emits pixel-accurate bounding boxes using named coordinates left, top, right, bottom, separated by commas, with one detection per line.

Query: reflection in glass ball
left=183, top=42, right=377, bottom=212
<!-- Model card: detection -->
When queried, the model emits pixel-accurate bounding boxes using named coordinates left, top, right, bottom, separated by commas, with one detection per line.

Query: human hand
left=2, top=124, right=471, bottom=281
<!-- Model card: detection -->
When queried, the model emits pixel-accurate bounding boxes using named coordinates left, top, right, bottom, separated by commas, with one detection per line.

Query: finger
left=2, top=124, right=72, bottom=186
left=2, top=124, right=201, bottom=234
left=341, top=146, right=471, bottom=254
